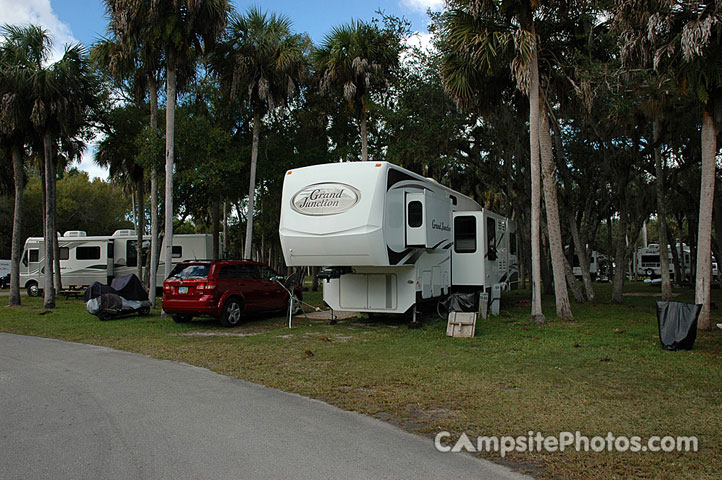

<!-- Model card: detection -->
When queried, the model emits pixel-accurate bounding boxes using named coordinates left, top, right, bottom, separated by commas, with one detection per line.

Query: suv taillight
left=197, top=280, right=216, bottom=291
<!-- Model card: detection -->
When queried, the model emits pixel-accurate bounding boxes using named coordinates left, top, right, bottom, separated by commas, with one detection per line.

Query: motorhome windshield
left=168, top=264, right=209, bottom=279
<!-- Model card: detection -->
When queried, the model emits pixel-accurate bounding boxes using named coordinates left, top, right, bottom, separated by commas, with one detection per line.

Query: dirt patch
left=175, top=331, right=261, bottom=338
left=299, top=310, right=359, bottom=320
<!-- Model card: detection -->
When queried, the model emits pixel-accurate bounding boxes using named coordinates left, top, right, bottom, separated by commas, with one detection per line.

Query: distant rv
left=636, top=243, right=691, bottom=280
left=19, top=230, right=216, bottom=296
left=279, top=161, right=519, bottom=318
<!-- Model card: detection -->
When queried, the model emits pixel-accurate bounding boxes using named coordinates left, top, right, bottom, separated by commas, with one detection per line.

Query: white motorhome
left=571, top=250, right=604, bottom=280
left=19, top=230, right=215, bottom=296
left=636, top=243, right=691, bottom=279
left=279, top=162, right=518, bottom=318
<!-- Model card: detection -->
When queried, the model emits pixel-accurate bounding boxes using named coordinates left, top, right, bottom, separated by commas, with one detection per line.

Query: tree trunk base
left=531, top=314, right=546, bottom=326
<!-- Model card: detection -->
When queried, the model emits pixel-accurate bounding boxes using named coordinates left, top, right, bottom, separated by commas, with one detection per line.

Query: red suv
left=162, top=260, right=302, bottom=327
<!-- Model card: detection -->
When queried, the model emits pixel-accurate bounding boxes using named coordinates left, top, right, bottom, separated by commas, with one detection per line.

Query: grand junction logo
left=291, top=183, right=361, bottom=216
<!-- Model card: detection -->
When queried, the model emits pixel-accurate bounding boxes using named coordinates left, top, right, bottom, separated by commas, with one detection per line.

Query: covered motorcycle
left=84, top=274, right=152, bottom=321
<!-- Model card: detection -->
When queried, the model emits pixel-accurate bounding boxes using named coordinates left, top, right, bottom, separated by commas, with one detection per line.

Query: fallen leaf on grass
left=304, top=349, right=314, bottom=357
left=573, top=343, right=582, bottom=349
left=614, top=328, right=626, bottom=334
left=320, top=336, right=331, bottom=342
left=600, top=356, right=612, bottom=362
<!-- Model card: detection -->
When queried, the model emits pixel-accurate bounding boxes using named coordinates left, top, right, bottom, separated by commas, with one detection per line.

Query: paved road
left=0, top=334, right=529, bottom=480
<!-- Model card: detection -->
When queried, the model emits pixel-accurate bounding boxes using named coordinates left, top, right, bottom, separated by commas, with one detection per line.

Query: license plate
left=179, top=286, right=189, bottom=294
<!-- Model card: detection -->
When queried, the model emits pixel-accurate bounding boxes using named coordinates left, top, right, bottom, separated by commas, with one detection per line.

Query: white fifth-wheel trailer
left=19, top=230, right=215, bottom=296
left=279, top=161, right=518, bottom=317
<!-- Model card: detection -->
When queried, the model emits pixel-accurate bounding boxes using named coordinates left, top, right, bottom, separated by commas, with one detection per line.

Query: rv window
left=76, top=246, right=100, bottom=260
left=454, top=216, right=476, bottom=253
left=108, top=242, right=114, bottom=258
left=22, top=250, right=28, bottom=267
left=59, top=247, right=69, bottom=260
left=172, top=246, right=182, bottom=258
left=573, top=255, right=581, bottom=267
left=487, top=217, right=497, bottom=260
left=450, top=195, right=458, bottom=206
left=641, top=255, right=660, bottom=264
left=126, top=240, right=149, bottom=267
left=407, top=201, right=423, bottom=228
left=510, top=232, right=517, bottom=255
left=29, top=249, right=39, bottom=263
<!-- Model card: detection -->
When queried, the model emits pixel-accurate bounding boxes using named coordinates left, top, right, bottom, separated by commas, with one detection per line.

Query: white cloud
left=405, top=31, right=435, bottom=53
left=401, top=32, right=437, bottom=66
left=399, top=0, right=445, bottom=13
left=75, top=147, right=109, bottom=181
left=0, top=1, right=106, bottom=179
left=0, top=0, right=78, bottom=62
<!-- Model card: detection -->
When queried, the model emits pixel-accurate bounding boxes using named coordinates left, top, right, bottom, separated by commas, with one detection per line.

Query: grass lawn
left=1, top=282, right=721, bottom=479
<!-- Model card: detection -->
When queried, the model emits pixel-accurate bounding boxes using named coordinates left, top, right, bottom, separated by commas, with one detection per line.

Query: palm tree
left=95, top=4, right=166, bottom=304
left=314, top=19, right=402, bottom=162
left=106, top=0, right=229, bottom=281
left=615, top=0, right=722, bottom=329
left=211, top=7, right=307, bottom=260
left=0, top=25, right=47, bottom=306
left=441, top=0, right=577, bottom=323
left=30, top=42, right=97, bottom=308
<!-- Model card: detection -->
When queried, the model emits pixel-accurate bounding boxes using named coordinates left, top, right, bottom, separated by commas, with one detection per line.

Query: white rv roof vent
left=112, top=229, right=137, bottom=237
left=64, top=231, right=87, bottom=237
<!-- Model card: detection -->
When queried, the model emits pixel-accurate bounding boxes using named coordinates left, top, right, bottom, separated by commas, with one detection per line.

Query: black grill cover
left=83, top=274, right=148, bottom=302
left=110, top=274, right=148, bottom=301
left=656, top=301, right=701, bottom=351
left=84, top=282, right=117, bottom=302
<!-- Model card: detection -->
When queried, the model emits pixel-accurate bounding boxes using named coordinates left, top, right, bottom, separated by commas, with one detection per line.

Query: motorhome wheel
left=26, top=281, right=40, bottom=297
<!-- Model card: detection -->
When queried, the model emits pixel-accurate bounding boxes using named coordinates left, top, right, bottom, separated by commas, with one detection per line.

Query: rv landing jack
left=408, top=304, right=421, bottom=329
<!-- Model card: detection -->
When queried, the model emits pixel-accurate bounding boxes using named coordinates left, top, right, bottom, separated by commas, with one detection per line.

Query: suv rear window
left=168, top=264, right=210, bottom=279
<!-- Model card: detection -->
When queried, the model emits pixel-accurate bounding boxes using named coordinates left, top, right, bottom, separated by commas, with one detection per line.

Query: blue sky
left=0, top=1, right=441, bottom=180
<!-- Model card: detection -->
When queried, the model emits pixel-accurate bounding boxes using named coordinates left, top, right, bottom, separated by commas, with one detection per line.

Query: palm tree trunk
left=212, top=198, right=220, bottom=260
left=653, top=119, right=672, bottom=301
left=539, top=97, right=573, bottom=321
left=360, top=109, right=368, bottom=161
left=43, top=131, right=55, bottom=308
left=568, top=213, right=596, bottom=302
left=222, top=201, right=228, bottom=255
left=149, top=77, right=159, bottom=306
left=528, top=37, right=545, bottom=326
left=695, top=108, right=716, bottom=330
left=9, top=144, right=24, bottom=306
left=136, top=175, right=144, bottom=280
left=244, top=112, right=261, bottom=260
left=53, top=234, right=61, bottom=292
left=164, top=51, right=177, bottom=285
left=611, top=215, right=628, bottom=304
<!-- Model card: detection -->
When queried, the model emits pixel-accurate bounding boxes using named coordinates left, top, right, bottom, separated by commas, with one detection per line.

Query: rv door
left=405, top=192, right=425, bottom=247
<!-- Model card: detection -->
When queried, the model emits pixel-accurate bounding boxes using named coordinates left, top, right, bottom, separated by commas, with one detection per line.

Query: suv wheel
left=220, top=298, right=243, bottom=327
